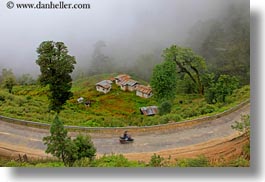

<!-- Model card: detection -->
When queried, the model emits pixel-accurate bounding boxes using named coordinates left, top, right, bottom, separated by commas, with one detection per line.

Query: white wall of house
left=121, top=84, right=137, bottom=92
left=136, top=90, right=143, bottom=97
left=136, top=90, right=152, bottom=98
left=128, top=85, right=137, bottom=91
left=120, top=85, right=127, bottom=91
left=96, top=86, right=111, bottom=94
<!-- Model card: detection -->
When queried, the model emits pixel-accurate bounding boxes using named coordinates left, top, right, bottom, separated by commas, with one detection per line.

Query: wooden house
left=120, top=79, right=139, bottom=92
left=114, top=74, right=131, bottom=86
left=95, top=80, right=112, bottom=94
left=136, top=85, right=153, bottom=98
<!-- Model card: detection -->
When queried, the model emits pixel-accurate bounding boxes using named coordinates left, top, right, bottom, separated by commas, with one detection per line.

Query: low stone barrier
left=0, top=100, right=250, bottom=135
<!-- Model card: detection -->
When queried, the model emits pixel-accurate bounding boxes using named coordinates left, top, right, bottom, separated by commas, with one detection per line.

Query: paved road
left=0, top=103, right=250, bottom=155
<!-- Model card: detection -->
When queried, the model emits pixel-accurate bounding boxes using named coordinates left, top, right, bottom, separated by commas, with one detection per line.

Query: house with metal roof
left=136, top=85, right=153, bottom=98
left=140, top=106, right=158, bottom=116
left=114, top=74, right=131, bottom=86
left=120, top=79, right=139, bottom=92
left=95, top=80, right=112, bottom=94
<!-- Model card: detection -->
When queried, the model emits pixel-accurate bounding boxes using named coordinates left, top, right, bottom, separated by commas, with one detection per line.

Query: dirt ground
left=123, top=133, right=248, bottom=164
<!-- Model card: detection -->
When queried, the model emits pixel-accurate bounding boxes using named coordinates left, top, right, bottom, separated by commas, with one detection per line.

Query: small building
left=136, top=85, right=153, bottom=98
left=96, top=80, right=112, bottom=94
left=120, top=79, right=138, bottom=92
left=84, top=100, right=92, bottom=107
left=115, top=74, right=131, bottom=86
left=77, top=97, right=84, bottom=103
left=140, top=106, right=158, bottom=116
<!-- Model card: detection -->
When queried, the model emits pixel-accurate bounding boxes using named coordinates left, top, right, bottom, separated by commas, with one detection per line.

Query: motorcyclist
left=123, top=131, right=133, bottom=141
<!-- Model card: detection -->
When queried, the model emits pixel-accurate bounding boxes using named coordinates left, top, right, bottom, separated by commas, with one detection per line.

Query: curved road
left=0, top=103, right=250, bottom=158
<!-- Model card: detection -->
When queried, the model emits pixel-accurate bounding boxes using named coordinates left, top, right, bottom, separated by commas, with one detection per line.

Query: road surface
left=0, top=103, right=250, bottom=159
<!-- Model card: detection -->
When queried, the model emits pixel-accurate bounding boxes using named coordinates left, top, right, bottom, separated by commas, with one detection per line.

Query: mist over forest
left=0, top=0, right=249, bottom=83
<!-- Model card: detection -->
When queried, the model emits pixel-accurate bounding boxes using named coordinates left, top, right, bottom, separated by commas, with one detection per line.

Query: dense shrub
left=159, top=101, right=172, bottom=115
left=148, top=154, right=165, bottom=167
left=90, top=154, right=144, bottom=167
left=227, top=157, right=249, bottom=167
left=198, top=104, right=217, bottom=115
left=176, top=155, right=209, bottom=167
left=148, top=154, right=172, bottom=167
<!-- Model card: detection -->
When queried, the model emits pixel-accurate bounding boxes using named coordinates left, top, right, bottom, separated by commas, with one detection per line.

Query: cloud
left=0, top=0, right=247, bottom=77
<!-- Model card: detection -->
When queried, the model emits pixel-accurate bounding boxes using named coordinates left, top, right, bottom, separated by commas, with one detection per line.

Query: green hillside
left=0, top=74, right=250, bottom=127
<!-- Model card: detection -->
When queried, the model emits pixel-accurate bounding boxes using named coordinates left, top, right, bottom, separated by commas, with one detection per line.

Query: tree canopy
left=43, top=115, right=96, bottom=167
left=162, top=45, right=206, bottom=95
left=204, top=74, right=239, bottom=104
left=1, top=68, right=16, bottom=93
left=43, top=115, right=72, bottom=165
left=150, top=61, right=177, bottom=102
left=36, top=41, right=76, bottom=113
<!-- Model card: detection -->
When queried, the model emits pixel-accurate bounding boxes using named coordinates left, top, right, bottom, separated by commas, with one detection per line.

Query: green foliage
left=148, top=154, right=164, bottom=167
left=231, top=115, right=250, bottom=163
left=73, top=157, right=91, bottom=167
left=36, top=41, right=76, bottom=113
left=227, top=157, right=249, bottom=167
left=150, top=61, right=177, bottom=102
left=1, top=68, right=16, bottom=93
left=148, top=154, right=172, bottom=167
left=231, top=115, right=250, bottom=136
left=34, top=162, right=65, bottom=167
left=159, top=101, right=172, bottom=115
left=163, top=45, right=206, bottom=95
left=0, top=157, right=64, bottom=167
left=73, top=134, right=96, bottom=161
left=204, top=74, right=239, bottom=104
left=91, top=154, right=144, bottom=167
left=203, top=73, right=217, bottom=104
left=43, top=115, right=96, bottom=167
left=215, top=75, right=239, bottom=102
left=43, top=115, right=73, bottom=166
left=0, top=74, right=249, bottom=127
left=176, top=155, right=209, bottom=167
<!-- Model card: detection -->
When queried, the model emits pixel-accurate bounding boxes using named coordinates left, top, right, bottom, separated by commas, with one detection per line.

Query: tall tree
left=43, top=115, right=96, bottom=167
left=163, top=45, right=206, bottom=95
left=43, top=115, right=74, bottom=166
left=1, top=68, right=16, bottom=93
left=150, top=61, right=177, bottom=102
left=36, top=41, right=76, bottom=113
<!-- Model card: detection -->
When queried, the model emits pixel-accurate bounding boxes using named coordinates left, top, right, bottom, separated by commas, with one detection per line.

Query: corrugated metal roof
left=96, top=80, right=112, bottom=89
left=140, top=106, right=158, bottom=116
left=120, top=79, right=138, bottom=86
left=115, top=74, right=131, bottom=81
left=136, top=85, right=152, bottom=94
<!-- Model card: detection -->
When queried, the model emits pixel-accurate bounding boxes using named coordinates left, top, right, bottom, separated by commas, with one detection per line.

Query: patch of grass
left=176, top=155, right=209, bottom=167
left=0, top=75, right=250, bottom=127
left=91, top=154, right=145, bottom=167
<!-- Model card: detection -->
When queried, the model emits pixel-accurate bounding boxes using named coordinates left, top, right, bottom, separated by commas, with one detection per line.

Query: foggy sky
left=0, top=0, right=248, bottom=77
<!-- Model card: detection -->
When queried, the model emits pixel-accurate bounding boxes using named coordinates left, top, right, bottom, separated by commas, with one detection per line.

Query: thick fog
left=0, top=0, right=248, bottom=78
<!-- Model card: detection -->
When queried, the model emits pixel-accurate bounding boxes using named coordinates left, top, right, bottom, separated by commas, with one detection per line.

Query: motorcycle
left=119, top=136, right=134, bottom=144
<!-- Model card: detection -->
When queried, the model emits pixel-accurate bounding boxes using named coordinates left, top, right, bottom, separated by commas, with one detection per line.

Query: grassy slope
left=0, top=74, right=250, bottom=127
